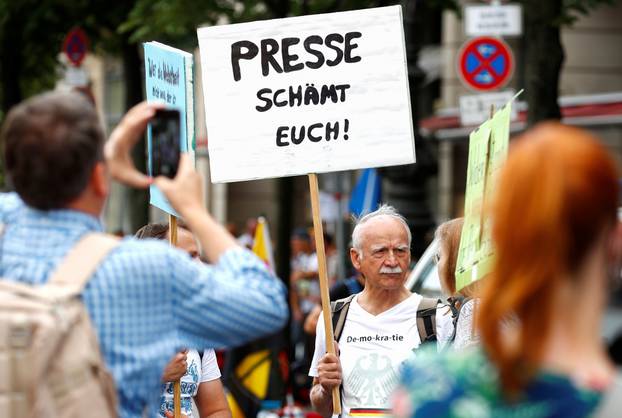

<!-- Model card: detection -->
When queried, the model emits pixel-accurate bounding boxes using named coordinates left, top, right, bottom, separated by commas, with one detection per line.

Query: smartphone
left=150, top=109, right=181, bottom=178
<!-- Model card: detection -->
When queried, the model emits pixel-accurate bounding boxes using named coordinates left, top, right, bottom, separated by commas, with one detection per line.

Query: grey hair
left=351, top=204, right=412, bottom=256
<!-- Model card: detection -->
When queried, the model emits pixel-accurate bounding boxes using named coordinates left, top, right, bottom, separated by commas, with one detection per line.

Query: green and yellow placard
left=455, top=101, right=513, bottom=291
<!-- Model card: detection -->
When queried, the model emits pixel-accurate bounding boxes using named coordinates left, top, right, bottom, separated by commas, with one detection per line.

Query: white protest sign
left=459, top=90, right=518, bottom=126
left=464, top=4, right=522, bottom=37
left=197, top=6, right=415, bottom=183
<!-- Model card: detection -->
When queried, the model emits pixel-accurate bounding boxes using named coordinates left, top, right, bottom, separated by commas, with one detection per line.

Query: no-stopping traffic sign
left=63, top=28, right=89, bottom=67
left=458, top=36, right=513, bottom=91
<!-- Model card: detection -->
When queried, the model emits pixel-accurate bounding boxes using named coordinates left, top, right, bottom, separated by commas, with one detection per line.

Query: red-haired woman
left=393, top=123, right=621, bottom=417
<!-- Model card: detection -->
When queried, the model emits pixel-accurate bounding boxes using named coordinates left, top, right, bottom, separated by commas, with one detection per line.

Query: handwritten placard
left=455, top=103, right=512, bottom=290
left=144, top=42, right=194, bottom=216
left=197, top=6, right=415, bottom=183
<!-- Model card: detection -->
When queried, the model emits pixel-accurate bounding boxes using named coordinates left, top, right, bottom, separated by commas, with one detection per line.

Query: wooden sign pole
left=169, top=214, right=182, bottom=418
left=308, top=173, right=342, bottom=415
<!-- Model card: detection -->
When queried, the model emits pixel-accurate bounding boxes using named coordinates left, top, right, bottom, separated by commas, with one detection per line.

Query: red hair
left=435, top=217, right=464, bottom=296
left=479, top=123, right=619, bottom=394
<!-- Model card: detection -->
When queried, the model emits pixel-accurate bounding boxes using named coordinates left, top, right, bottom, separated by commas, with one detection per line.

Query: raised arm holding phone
left=0, top=91, right=288, bottom=418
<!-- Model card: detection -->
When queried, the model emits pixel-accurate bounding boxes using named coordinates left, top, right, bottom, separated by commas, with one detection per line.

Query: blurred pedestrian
left=303, top=272, right=365, bottom=335
left=135, top=222, right=231, bottom=418
left=289, top=227, right=319, bottom=403
left=394, top=123, right=621, bottom=418
left=237, top=218, right=257, bottom=249
left=323, top=232, right=338, bottom=287
left=290, top=228, right=320, bottom=323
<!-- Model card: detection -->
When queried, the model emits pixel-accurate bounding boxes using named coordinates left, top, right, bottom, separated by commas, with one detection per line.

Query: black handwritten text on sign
left=230, top=33, right=359, bottom=147
left=231, top=33, right=362, bottom=81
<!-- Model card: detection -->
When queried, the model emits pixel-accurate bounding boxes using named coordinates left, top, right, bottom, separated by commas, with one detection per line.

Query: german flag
left=349, top=408, right=392, bottom=416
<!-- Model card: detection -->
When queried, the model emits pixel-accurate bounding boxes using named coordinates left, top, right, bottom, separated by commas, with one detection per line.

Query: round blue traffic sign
left=458, top=36, right=513, bottom=91
left=63, top=28, right=89, bottom=67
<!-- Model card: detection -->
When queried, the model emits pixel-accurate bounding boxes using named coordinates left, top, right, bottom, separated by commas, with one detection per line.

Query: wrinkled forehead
left=358, top=216, right=410, bottom=247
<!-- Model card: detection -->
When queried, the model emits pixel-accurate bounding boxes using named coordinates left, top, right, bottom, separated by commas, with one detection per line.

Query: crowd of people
left=1, top=90, right=621, bottom=418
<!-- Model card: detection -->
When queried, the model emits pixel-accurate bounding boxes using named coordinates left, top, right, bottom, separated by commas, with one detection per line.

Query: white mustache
left=379, top=266, right=403, bottom=274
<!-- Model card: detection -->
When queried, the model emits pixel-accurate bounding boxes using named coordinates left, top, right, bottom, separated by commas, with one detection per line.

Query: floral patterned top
left=452, top=299, right=480, bottom=351
left=394, top=347, right=603, bottom=418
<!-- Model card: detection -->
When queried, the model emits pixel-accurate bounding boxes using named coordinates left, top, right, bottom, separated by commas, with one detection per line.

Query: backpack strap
left=417, top=297, right=440, bottom=344
left=329, top=294, right=356, bottom=417
left=45, top=233, right=120, bottom=296
left=331, top=294, right=356, bottom=342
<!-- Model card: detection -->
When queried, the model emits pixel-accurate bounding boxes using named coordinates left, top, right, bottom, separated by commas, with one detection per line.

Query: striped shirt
left=0, top=192, right=288, bottom=418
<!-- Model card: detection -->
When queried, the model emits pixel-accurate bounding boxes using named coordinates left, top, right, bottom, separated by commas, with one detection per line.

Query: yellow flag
left=252, top=217, right=274, bottom=271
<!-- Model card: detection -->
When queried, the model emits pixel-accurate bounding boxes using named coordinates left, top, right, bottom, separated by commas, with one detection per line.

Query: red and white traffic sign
left=458, top=36, right=513, bottom=91
left=62, top=28, right=89, bottom=67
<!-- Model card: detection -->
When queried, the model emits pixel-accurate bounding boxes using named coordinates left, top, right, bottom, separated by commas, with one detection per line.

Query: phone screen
left=150, top=109, right=181, bottom=178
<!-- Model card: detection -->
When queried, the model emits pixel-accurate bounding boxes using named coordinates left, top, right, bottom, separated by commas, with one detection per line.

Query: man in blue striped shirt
left=0, top=91, right=288, bottom=418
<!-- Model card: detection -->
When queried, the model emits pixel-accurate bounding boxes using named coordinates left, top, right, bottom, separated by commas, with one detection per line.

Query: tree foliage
left=0, top=0, right=617, bottom=118
left=0, top=0, right=618, bottom=185
left=562, top=0, right=619, bottom=23
left=0, top=0, right=138, bottom=113
left=521, top=0, right=617, bottom=124
left=118, top=0, right=385, bottom=48
left=428, top=0, right=618, bottom=22
left=0, top=0, right=86, bottom=109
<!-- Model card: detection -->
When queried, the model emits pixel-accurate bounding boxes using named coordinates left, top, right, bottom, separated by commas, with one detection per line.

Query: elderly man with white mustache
left=308, top=205, right=453, bottom=418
